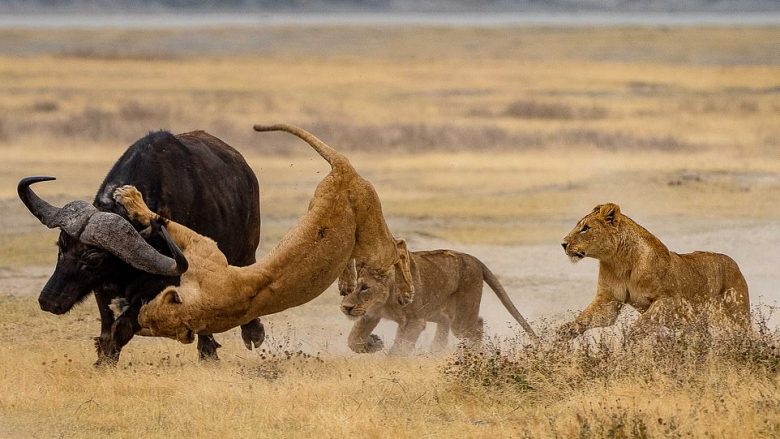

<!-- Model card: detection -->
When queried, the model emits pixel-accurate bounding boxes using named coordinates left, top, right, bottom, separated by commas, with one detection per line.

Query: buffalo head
left=18, top=176, right=187, bottom=314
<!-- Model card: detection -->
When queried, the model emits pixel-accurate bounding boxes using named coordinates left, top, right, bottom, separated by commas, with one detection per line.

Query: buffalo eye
left=579, top=224, right=590, bottom=234
left=79, top=249, right=105, bottom=269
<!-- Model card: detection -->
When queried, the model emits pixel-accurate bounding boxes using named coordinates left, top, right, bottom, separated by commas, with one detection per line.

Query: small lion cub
left=339, top=246, right=537, bottom=356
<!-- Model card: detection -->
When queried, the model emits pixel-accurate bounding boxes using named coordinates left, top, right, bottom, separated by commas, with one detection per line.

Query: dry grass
left=0, top=25, right=778, bottom=437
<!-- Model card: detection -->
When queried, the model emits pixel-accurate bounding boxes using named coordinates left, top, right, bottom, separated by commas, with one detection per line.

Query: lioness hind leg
left=631, top=297, right=682, bottom=337
left=389, top=319, right=426, bottom=356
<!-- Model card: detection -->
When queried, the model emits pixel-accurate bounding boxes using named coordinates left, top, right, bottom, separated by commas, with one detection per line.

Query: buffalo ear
left=394, top=239, right=415, bottom=306
left=598, top=203, right=621, bottom=225
left=162, top=289, right=182, bottom=305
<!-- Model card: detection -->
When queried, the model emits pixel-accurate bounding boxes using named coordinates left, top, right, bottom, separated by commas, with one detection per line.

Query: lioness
left=340, top=249, right=537, bottom=355
left=558, top=203, right=750, bottom=339
left=110, top=124, right=413, bottom=343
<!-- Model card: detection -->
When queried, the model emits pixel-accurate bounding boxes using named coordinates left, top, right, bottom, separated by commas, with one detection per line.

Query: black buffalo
left=19, top=130, right=264, bottom=365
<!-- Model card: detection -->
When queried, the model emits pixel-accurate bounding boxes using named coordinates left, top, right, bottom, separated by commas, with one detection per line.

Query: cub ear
left=394, top=239, right=415, bottom=306
left=162, top=289, right=182, bottom=305
left=598, top=203, right=621, bottom=225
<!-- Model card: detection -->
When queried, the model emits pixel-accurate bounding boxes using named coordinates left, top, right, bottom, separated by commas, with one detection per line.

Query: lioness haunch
left=339, top=250, right=538, bottom=356
left=112, top=124, right=413, bottom=343
left=559, top=203, right=750, bottom=339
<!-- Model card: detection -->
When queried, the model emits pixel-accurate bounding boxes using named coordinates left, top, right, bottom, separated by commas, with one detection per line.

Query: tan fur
left=558, top=203, right=750, bottom=339
left=340, top=248, right=537, bottom=356
left=113, top=124, right=413, bottom=343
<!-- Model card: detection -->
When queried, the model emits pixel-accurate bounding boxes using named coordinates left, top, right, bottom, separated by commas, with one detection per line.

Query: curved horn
left=18, top=176, right=98, bottom=236
left=159, top=223, right=188, bottom=274
left=18, top=176, right=62, bottom=227
left=80, top=211, right=183, bottom=276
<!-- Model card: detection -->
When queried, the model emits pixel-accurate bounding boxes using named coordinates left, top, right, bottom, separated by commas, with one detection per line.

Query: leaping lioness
left=558, top=203, right=750, bottom=339
left=113, top=124, right=413, bottom=343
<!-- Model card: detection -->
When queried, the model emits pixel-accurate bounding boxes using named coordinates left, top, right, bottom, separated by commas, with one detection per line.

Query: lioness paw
left=556, top=321, right=582, bottom=341
left=113, top=185, right=154, bottom=225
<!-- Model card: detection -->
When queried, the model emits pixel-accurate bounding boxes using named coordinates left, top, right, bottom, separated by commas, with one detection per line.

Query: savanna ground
left=0, top=24, right=779, bottom=437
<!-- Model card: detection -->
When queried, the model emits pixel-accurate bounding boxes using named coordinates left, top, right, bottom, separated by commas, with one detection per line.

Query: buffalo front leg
left=94, top=290, right=120, bottom=367
left=389, top=318, right=426, bottom=356
left=240, top=318, right=265, bottom=350
left=347, top=315, right=384, bottom=353
left=197, top=335, right=222, bottom=361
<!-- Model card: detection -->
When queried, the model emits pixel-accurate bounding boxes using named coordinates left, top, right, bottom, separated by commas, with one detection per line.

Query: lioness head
left=340, top=239, right=414, bottom=318
left=138, top=286, right=196, bottom=344
left=561, top=203, right=622, bottom=262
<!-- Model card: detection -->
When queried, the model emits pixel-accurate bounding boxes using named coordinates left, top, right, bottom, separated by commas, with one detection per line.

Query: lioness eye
left=579, top=225, right=590, bottom=234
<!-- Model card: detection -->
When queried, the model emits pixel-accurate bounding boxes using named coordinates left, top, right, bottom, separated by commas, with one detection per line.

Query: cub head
left=340, top=239, right=414, bottom=318
left=138, top=286, right=195, bottom=344
left=561, top=203, right=623, bottom=262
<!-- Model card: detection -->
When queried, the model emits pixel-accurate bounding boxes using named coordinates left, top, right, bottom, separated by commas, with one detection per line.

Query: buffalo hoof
left=93, top=336, right=120, bottom=367
left=241, top=319, right=265, bottom=350
left=197, top=335, right=222, bottom=361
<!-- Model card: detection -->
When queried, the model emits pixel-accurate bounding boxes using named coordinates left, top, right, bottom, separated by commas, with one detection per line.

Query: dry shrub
left=502, top=100, right=608, bottom=120
left=296, top=120, right=545, bottom=152
left=31, top=99, right=59, bottom=113
left=444, top=305, right=780, bottom=396
left=553, top=129, right=688, bottom=151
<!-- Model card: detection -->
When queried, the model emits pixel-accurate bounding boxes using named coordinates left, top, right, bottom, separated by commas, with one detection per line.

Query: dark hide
left=39, top=130, right=263, bottom=365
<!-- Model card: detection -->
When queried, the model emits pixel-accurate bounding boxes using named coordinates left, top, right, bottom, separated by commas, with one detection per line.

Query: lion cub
left=559, top=203, right=750, bottom=339
left=339, top=248, right=537, bottom=356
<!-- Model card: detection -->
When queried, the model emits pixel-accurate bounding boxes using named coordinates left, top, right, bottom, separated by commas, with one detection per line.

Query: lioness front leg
left=347, top=315, right=384, bottom=353
left=389, top=318, right=426, bottom=356
left=113, top=185, right=158, bottom=226
left=558, top=287, right=623, bottom=340
left=114, top=185, right=199, bottom=250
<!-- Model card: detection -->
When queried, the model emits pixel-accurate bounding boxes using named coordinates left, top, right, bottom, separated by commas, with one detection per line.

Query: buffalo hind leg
left=240, top=318, right=265, bottom=350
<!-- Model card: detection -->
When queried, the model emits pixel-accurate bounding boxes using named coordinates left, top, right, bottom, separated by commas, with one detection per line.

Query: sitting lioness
left=558, top=203, right=750, bottom=339
left=339, top=249, right=538, bottom=355
left=111, top=124, right=413, bottom=343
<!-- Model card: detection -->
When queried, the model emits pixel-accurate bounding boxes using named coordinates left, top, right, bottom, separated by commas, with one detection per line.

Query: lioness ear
left=162, top=289, right=182, bottom=305
left=338, top=259, right=357, bottom=296
left=599, top=203, right=621, bottom=225
left=394, top=239, right=415, bottom=306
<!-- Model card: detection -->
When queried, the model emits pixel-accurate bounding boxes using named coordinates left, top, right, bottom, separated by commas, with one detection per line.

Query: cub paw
left=349, top=334, right=384, bottom=354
